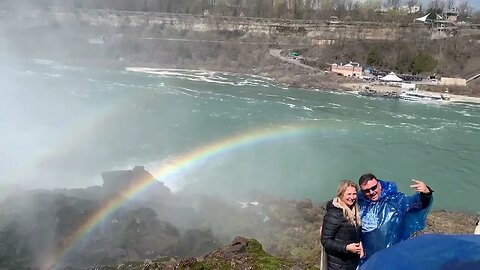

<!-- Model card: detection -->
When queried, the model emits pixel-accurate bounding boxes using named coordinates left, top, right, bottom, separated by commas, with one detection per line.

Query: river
left=1, top=60, right=479, bottom=213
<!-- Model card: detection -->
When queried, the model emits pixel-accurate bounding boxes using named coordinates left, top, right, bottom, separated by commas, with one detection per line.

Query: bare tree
left=364, top=0, right=383, bottom=10
left=445, top=0, right=456, bottom=10
left=406, top=0, right=419, bottom=8
left=334, top=0, right=347, bottom=17
left=273, top=0, right=288, bottom=18
left=428, top=0, right=446, bottom=12
left=345, top=0, right=355, bottom=11
left=385, top=0, right=402, bottom=10
left=457, top=1, right=472, bottom=19
left=318, top=0, right=335, bottom=19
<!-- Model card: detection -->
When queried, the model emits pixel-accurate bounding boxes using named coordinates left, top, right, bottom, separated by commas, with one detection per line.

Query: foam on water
left=126, top=67, right=276, bottom=88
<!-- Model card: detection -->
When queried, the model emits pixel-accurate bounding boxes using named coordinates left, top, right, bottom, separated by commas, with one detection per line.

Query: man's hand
left=346, top=243, right=362, bottom=254
left=410, top=179, right=430, bottom=193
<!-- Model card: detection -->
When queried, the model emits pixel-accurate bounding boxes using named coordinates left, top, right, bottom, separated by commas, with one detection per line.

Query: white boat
left=399, top=91, right=450, bottom=102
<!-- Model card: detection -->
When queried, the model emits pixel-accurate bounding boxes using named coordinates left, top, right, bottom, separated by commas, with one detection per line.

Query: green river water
left=1, top=60, right=479, bottom=212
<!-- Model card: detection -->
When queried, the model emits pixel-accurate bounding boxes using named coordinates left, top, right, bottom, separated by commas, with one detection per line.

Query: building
left=311, top=37, right=335, bottom=46
left=400, top=5, right=421, bottom=14
left=330, top=62, right=362, bottom=77
left=444, top=9, right=459, bottom=22
left=440, top=77, right=467, bottom=86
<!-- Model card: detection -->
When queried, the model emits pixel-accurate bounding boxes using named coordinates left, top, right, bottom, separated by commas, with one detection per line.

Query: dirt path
left=269, top=49, right=319, bottom=71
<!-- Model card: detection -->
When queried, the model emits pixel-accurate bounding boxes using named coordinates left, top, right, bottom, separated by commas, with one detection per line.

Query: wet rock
left=224, top=236, right=248, bottom=258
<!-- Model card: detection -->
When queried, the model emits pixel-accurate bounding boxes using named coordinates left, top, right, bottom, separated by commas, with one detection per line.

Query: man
left=357, top=173, right=433, bottom=262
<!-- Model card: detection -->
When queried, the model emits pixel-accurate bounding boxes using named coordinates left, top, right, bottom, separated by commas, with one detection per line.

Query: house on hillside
left=399, top=5, right=421, bottom=14
left=444, top=9, right=459, bottom=22
left=327, top=16, right=341, bottom=25
left=330, top=62, right=362, bottom=77
left=440, top=77, right=467, bottom=86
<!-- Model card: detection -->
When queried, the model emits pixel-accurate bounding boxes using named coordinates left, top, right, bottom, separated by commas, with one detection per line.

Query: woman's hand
left=346, top=243, right=362, bottom=254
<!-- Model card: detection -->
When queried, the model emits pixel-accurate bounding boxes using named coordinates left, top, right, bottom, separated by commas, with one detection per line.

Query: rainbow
left=44, top=125, right=322, bottom=269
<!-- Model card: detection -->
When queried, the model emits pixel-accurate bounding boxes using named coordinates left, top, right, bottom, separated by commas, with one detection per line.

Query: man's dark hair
left=359, top=173, right=377, bottom=186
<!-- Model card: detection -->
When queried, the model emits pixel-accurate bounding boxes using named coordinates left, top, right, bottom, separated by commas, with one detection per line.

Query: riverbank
left=341, top=82, right=480, bottom=104
left=2, top=4, right=480, bottom=102
left=267, top=49, right=480, bottom=103
left=108, top=47, right=480, bottom=104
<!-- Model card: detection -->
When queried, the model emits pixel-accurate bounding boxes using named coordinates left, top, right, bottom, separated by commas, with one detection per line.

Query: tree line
left=3, top=0, right=479, bottom=22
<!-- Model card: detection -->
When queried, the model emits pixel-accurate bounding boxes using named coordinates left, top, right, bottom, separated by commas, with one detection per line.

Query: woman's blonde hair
left=334, top=179, right=361, bottom=226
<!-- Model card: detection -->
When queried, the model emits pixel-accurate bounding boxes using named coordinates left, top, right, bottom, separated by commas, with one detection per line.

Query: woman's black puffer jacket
left=321, top=200, right=361, bottom=270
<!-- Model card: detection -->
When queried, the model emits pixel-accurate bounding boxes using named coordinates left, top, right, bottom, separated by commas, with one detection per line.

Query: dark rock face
left=116, top=208, right=180, bottom=258
left=0, top=192, right=101, bottom=269
left=0, top=167, right=181, bottom=269
left=62, top=207, right=181, bottom=268
left=0, top=222, right=34, bottom=270
left=178, top=229, right=220, bottom=257
left=101, top=166, right=172, bottom=200
left=224, top=236, right=248, bottom=259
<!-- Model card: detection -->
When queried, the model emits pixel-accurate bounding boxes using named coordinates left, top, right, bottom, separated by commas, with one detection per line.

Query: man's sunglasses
left=362, top=183, right=378, bottom=194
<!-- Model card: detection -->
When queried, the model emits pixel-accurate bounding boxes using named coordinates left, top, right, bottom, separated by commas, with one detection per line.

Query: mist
left=2, top=1, right=479, bottom=269
left=0, top=3, right=328, bottom=268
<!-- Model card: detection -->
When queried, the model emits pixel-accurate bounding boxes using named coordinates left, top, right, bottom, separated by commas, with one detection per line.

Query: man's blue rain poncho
left=359, top=234, right=480, bottom=270
left=357, top=179, right=432, bottom=262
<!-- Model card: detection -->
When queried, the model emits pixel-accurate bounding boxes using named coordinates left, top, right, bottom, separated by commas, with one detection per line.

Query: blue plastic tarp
left=359, top=234, right=480, bottom=270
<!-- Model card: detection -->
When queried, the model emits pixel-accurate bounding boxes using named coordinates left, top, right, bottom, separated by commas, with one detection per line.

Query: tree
left=367, top=47, right=383, bottom=67
left=409, top=52, right=437, bottom=74
left=385, top=0, right=402, bottom=10
left=457, top=1, right=473, bottom=20
left=406, top=0, right=419, bottom=8
left=333, top=0, right=347, bottom=17
left=428, top=0, right=445, bottom=13
left=366, top=0, right=383, bottom=10
left=445, top=0, right=456, bottom=10
left=273, top=1, right=288, bottom=18
left=253, top=0, right=271, bottom=18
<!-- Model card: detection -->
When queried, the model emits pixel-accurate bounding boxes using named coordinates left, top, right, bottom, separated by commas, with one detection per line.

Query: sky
left=416, top=0, right=480, bottom=10
left=470, top=0, right=480, bottom=10
left=357, top=0, right=480, bottom=11
left=375, top=0, right=480, bottom=11
left=426, top=0, right=480, bottom=10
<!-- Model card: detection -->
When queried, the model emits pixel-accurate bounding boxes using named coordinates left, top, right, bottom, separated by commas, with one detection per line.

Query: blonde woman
left=321, top=180, right=363, bottom=270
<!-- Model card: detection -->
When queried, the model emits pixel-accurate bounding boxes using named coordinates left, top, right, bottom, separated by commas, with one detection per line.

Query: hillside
left=1, top=8, right=479, bottom=96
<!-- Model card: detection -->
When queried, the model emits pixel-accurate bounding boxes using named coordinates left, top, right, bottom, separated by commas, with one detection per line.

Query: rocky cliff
left=0, top=167, right=478, bottom=269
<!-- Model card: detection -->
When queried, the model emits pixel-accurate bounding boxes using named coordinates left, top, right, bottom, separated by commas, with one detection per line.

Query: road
left=269, top=49, right=319, bottom=71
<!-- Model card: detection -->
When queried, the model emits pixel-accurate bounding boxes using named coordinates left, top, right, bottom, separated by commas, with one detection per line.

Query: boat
left=399, top=91, right=450, bottom=102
